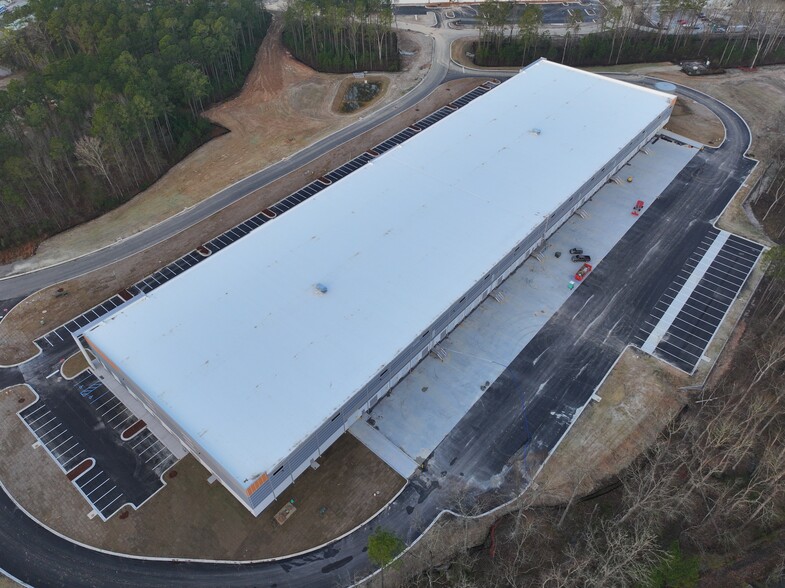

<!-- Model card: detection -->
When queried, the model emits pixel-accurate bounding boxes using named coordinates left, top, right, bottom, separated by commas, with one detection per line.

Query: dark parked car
left=569, top=248, right=583, bottom=255
left=572, top=254, right=591, bottom=263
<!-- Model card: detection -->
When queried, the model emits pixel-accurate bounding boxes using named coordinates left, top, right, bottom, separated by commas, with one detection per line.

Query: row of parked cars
left=570, top=247, right=593, bottom=282
left=569, top=247, right=591, bottom=263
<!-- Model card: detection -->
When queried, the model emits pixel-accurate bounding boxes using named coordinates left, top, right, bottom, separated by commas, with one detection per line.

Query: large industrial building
left=76, top=60, right=675, bottom=515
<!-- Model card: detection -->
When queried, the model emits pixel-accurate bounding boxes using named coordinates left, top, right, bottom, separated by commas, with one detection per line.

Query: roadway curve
left=0, top=76, right=755, bottom=588
left=0, top=34, right=460, bottom=300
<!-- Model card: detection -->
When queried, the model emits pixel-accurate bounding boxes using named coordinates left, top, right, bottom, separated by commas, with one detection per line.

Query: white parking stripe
left=63, top=450, right=85, bottom=468
left=101, top=494, right=125, bottom=512
left=61, top=443, right=82, bottom=457
left=87, top=479, right=110, bottom=497
left=107, top=410, right=131, bottom=425
left=145, top=446, right=167, bottom=463
left=670, top=307, right=721, bottom=333
left=27, top=410, right=51, bottom=425
left=642, top=232, right=730, bottom=354
left=33, top=417, right=57, bottom=432
left=82, top=471, right=102, bottom=486
left=659, top=326, right=708, bottom=350
left=138, top=442, right=160, bottom=456
left=657, top=340, right=702, bottom=361
left=41, top=423, right=68, bottom=443
left=93, top=486, right=118, bottom=506
left=53, top=438, right=76, bottom=453
left=25, top=405, right=47, bottom=418
left=132, top=433, right=151, bottom=449
left=114, top=415, right=135, bottom=430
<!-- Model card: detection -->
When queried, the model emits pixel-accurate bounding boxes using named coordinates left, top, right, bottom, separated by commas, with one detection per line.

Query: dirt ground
left=60, top=351, right=88, bottom=379
left=648, top=65, right=785, bottom=244
left=0, top=383, right=404, bottom=559
left=7, top=20, right=432, bottom=274
left=532, top=348, right=689, bottom=504
left=0, top=76, right=487, bottom=366
left=664, top=94, right=725, bottom=146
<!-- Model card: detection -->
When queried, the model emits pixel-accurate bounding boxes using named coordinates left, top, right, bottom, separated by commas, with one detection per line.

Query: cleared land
left=665, top=93, right=725, bottom=146
left=5, top=22, right=432, bottom=275
left=0, top=383, right=403, bottom=559
left=532, top=349, right=688, bottom=504
left=652, top=65, right=785, bottom=244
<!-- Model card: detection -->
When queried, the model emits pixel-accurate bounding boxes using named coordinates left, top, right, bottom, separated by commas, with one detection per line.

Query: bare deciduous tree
left=74, top=135, right=119, bottom=197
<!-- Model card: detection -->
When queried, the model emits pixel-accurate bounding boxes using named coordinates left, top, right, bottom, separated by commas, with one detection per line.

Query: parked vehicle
left=572, top=254, right=591, bottom=263
left=575, top=263, right=593, bottom=281
left=569, top=248, right=583, bottom=255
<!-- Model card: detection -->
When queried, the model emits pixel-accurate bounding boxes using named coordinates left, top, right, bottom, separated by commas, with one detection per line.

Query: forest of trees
left=282, top=0, right=399, bottom=73
left=0, top=0, right=270, bottom=252
left=474, top=0, right=785, bottom=68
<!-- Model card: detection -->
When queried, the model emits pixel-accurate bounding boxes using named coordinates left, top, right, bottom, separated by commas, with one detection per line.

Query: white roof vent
left=530, top=128, right=541, bottom=136
left=314, top=283, right=328, bottom=295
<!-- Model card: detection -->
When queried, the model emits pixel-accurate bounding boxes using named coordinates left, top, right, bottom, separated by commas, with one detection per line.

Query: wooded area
left=282, top=0, right=399, bottom=73
left=474, top=0, right=785, bottom=68
left=0, top=0, right=270, bottom=251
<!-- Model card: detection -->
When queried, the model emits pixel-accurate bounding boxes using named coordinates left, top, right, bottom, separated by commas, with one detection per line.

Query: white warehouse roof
left=84, top=61, right=674, bottom=492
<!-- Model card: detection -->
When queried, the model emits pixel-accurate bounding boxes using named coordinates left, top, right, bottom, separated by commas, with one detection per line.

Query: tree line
left=282, top=0, right=399, bottom=74
left=473, top=0, right=785, bottom=68
left=0, top=0, right=270, bottom=252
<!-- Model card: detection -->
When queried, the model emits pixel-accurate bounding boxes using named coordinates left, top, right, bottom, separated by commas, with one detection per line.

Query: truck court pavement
left=0, top=77, right=760, bottom=586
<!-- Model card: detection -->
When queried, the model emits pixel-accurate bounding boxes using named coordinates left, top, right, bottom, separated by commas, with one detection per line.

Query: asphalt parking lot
left=445, top=1, right=602, bottom=26
left=637, top=227, right=764, bottom=372
left=18, top=366, right=178, bottom=520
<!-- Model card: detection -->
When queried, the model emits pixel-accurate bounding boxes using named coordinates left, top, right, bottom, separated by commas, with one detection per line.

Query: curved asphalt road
left=0, top=76, right=755, bottom=587
left=0, top=41, right=462, bottom=300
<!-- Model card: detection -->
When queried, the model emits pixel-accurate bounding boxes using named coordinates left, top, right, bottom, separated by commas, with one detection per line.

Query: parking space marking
left=33, top=416, right=57, bottom=432
left=22, top=371, right=182, bottom=520
left=640, top=231, right=728, bottom=353
left=638, top=229, right=764, bottom=372
left=87, top=479, right=110, bottom=497
left=27, top=409, right=51, bottom=425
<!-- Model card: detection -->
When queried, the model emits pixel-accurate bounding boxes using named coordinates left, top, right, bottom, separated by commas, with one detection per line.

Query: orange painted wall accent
left=245, top=473, right=269, bottom=496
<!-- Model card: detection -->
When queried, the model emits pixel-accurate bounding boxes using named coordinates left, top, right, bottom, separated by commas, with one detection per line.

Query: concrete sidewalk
left=349, top=419, right=419, bottom=478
